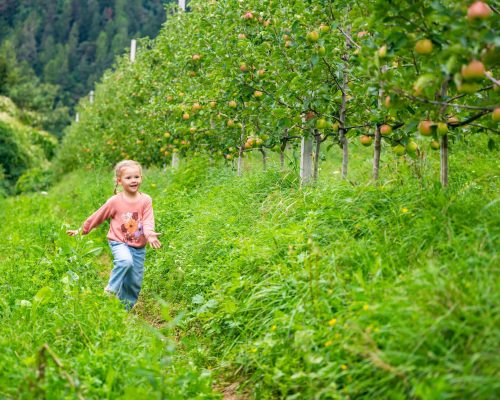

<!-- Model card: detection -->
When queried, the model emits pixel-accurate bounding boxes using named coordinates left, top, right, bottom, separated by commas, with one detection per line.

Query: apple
left=209, top=101, right=217, bottom=108
left=263, top=19, right=271, bottom=27
left=418, top=120, right=433, bottom=136
left=467, top=1, right=492, bottom=20
left=227, top=119, right=235, bottom=127
left=415, top=39, right=433, bottom=54
left=493, top=108, right=500, bottom=122
left=448, top=116, right=459, bottom=124
left=257, top=69, right=265, bottom=77
left=188, top=70, right=196, bottom=77
left=360, top=135, right=373, bottom=146
left=384, top=96, right=391, bottom=108
left=254, top=90, right=263, bottom=98
left=167, top=95, right=174, bottom=102
left=319, top=24, right=330, bottom=33
left=164, top=131, right=171, bottom=138
left=283, top=34, right=290, bottom=41
left=430, top=140, right=440, bottom=150
left=189, top=127, right=197, bottom=133
left=228, top=100, right=237, bottom=108
left=316, top=118, right=328, bottom=129
left=192, top=102, right=202, bottom=111
left=461, top=60, right=485, bottom=80
left=317, top=46, right=326, bottom=56
left=182, top=113, right=190, bottom=120
left=255, top=137, right=263, bottom=146
left=242, top=11, right=254, bottom=20
left=285, top=40, right=292, bottom=48
left=238, top=33, right=247, bottom=40
left=305, top=111, right=316, bottom=121
left=192, top=54, right=201, bottom=61
left=436, top=122, right=448, bottom=136
left=380, top=124, right=392, bottom=136
left=392, top=144, right=406, bottom=156
left=406, top=141, right=419, bottom=154
left=240, top=63, right=248, bottom=72
left=378, top=45, right=387, bottom=58
left=306, top=31, right=320, bottom=42
left=331, top=122, right=340, bottom=132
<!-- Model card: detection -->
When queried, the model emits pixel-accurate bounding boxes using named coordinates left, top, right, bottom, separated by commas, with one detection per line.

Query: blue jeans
left=106, top=241, right=146, bottom=310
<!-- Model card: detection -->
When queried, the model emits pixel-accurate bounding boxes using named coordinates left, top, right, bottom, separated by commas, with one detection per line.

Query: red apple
left=461, top=60, right=485, bottom=80
left=467, top=2, right=492, bottom=20
left=380, top=124, right=392, bottom=136
left=418, top=120, right=433, bottom=136
left=360, top=135, right=373, bottom=146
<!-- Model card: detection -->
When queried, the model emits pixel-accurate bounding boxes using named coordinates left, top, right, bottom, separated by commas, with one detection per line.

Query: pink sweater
left=82, top=193, right=155, bottom=248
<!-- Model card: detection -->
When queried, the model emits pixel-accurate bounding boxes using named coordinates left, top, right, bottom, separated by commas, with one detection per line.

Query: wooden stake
left=300, top=132, right=313, bottom=185
left=171, top=152, right=180, bottom=169
left=130, top=39, right=136, bottom=63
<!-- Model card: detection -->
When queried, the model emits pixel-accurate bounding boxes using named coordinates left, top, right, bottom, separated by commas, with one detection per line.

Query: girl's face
left=117, top=166, right=142, bottom=195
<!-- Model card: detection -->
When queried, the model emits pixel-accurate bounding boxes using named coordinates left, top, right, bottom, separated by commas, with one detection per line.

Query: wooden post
left=179, top=0, right=186, bottom=11
left=89, top=90, right=94, bottom=104
left=300, top=131, right=313, bottom=185
left=171, top=152, right=180, bottom=169
left=130, top=39, right=136, bottom=63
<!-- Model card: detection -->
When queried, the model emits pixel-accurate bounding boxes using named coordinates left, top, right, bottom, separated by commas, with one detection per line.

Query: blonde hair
left=113, top=160, right=142, bottom=194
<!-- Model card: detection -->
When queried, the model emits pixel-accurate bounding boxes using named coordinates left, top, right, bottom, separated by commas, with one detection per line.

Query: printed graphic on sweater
left=120, top=212, right=144, bottom=242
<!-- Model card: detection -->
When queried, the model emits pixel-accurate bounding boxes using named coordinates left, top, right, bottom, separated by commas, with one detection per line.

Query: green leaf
left=33, top=286, right=53, bottom=304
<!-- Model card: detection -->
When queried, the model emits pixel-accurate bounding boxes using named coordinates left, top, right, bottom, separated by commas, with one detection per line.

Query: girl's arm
left=143, top=196, right=162, bottom=249
left=66, top=198, right=114, bottom=237
left=82, top=198, right=114, bottom=234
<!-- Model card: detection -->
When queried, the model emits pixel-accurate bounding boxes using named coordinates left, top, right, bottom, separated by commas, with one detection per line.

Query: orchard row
left=58, top=0, right=499, bottom=185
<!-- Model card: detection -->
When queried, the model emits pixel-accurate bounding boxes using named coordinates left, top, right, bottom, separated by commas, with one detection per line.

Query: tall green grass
left=1, top=140, right=498, bottom=398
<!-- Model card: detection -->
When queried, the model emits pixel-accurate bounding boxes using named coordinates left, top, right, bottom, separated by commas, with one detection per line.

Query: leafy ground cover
left=1, top=141, right=499, bottom=398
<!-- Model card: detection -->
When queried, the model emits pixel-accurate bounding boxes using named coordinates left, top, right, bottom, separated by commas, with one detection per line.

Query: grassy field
left=1, top=141, right=499, bottom=399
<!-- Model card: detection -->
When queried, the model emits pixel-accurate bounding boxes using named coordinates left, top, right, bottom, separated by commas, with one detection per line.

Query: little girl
left=67, top=160, right=161, bottom=310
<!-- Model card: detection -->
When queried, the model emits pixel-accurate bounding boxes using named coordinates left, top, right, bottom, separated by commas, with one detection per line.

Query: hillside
left=0, top=0, right=173, bottom=135
left=0, top=96, right=57, bottom=196
left=0, top=144, right=498, bottom=398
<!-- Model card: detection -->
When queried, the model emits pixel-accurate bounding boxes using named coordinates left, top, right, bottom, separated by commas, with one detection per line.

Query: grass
left=0, top=139, right=498, bottom=398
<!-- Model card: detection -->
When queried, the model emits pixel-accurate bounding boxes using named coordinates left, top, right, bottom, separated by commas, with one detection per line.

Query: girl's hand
left=66, top=229, right=80, bottom=236
left=147, top=232, right=162, bottom=249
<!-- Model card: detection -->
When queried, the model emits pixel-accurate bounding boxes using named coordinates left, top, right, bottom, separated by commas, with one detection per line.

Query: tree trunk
left=440, top=134, right=448, bottom=187
left=237, top=122, right=245, bottom=177
left=339, top=26, right=351, bottom=180
left=313, top=130, right=321, bottom=181
left=260, top=148, right=267, bottom=171
left=373, top=125, right=382, bottom=180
